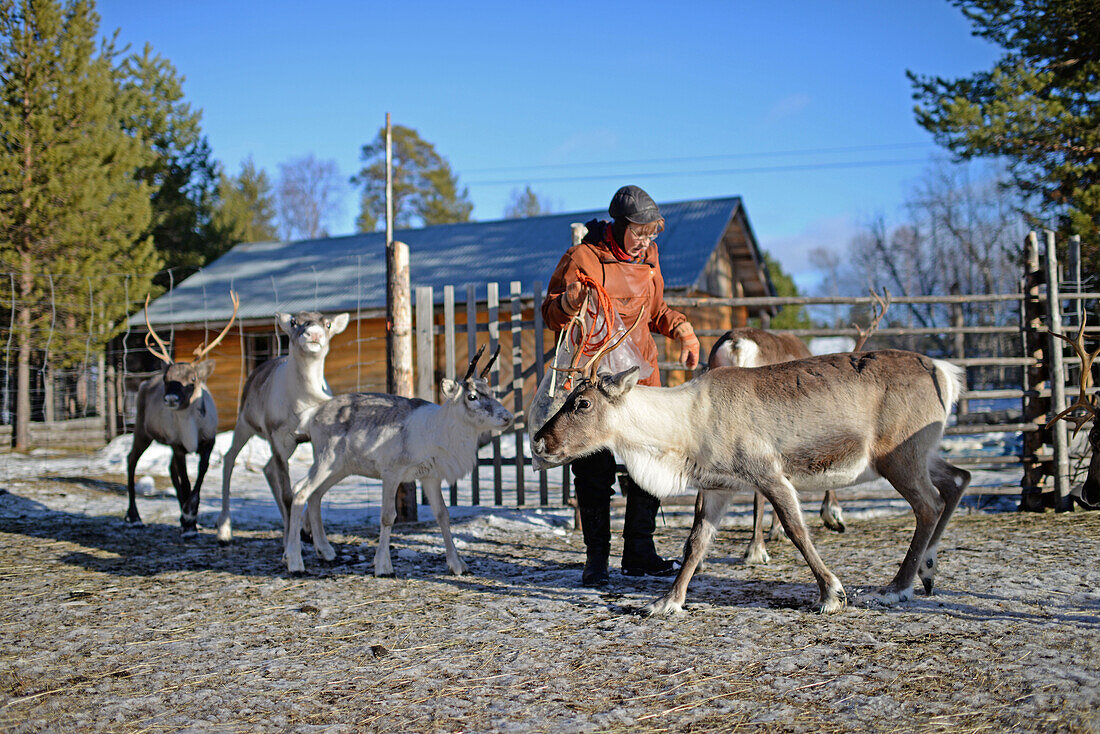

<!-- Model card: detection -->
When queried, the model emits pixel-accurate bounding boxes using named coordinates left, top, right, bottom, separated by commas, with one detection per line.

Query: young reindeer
left=283, top=346, right=513, bottom=575
left=707, top=328, right=844, bottom=564
left=126, top=292, right=239, bottom=531
left=216, top=311, right=349, bottom=543
left=533, top=348, right=970, bottom=615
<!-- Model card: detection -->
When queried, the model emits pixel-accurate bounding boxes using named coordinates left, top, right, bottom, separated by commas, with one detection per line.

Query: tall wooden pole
left=384, top=113, right=417, bottom=521
left=1043, top=230, right=1071, bottom=509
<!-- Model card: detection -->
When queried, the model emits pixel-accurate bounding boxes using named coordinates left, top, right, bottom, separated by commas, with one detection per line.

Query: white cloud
left=546, top=129, right=620, bottom=162
left=764, top=93, right=811, bottom=123
left=759, top=214, right=861, bottom=289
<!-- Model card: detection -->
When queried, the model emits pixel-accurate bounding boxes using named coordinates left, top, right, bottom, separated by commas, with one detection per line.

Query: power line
left=466, top=157, right=933, bottom=187
left=460, top=142, right=935, bottom=175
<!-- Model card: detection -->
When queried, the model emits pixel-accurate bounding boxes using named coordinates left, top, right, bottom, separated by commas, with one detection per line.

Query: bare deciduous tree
left=275, top=155, right=344, bottom=241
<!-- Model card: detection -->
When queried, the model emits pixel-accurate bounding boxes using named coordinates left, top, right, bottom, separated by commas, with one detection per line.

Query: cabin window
left=244, top=331, right=289, bottom=372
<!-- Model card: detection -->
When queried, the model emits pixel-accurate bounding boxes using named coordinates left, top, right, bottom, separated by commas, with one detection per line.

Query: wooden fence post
left=509, top=281, right=525, bottom=505
left=466, top=283, right=480, bottom=506
left=1043, top=231, right=1072, bottom=510
left=487, top=283, right=502, bottom=504
left=1021, top=232, right=1048, bottom=510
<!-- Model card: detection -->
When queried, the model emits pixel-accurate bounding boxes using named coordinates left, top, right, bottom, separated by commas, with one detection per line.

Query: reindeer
left=1047, top=313, right=1100, bottom=508
left=215, top=311, right=349, bottom=543
left=283, top=346, right=513, bottom=575
left=707, top=328, right=844, bottom=563
left=126, top=292, right=239, bottom=531
left=707, top=290, right=891, bottom=563
left=532, top=347, right=970, bottom=615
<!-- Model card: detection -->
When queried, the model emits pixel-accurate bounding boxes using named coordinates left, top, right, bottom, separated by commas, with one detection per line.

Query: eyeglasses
left=627, top=228, right=658, bottom=243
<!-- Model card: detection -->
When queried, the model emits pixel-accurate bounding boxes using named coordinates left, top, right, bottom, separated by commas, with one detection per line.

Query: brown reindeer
left=1047, top=313, right=1100, bottom=508
left=533, top=344, right=969, bottom=615
left=125, top=292, right=238, bottom=531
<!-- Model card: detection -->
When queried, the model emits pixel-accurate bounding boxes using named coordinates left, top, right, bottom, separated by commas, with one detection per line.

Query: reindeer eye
left=466, top=392, right=479, bottom=402
left=576, top=398, right=591, bottom=411
left=289, top=318, right=297, bottom=328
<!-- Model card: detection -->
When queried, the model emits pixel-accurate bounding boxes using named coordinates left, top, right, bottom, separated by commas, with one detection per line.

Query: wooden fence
left=4, top=231, right=1095, bottom=510
left=411, top=232, right=1096, bottom=509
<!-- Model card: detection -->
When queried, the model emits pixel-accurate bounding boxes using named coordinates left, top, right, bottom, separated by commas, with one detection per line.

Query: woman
left=541, top=185, right=700, bottom=586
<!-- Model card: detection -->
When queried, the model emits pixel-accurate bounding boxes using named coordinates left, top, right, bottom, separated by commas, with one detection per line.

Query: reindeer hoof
left=922, top=577, right=934, bottom=595
left=123, top=516, right=143, bottom=527
left=743, top=545, right=770, bottom=565
left=641, top=596, right=684, bottom=617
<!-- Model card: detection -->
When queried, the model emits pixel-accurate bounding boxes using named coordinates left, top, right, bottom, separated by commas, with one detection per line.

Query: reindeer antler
left=465, top=344, right=487, bottom=380
left=144, top=294, right=174, bottom=365
left=480, top=345, right=500, bottom=378
left=1045, top=312, right=1100, bottom=437
left=583, top=306, right=647, bottom=380
left=192, top=290, right=240, bottom=361
left=852, top=287, right=891, bottom=352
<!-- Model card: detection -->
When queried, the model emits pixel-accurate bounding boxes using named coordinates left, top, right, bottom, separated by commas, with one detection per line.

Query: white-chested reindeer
left=216, top=310, right=349, bottom=543
left=533, top=346, right=970, bottom=615
left=283, top=346, right=513, bottom=575
left=707, top=328, right=844, bottom=564
left=126, top=292, right=239, bottom=532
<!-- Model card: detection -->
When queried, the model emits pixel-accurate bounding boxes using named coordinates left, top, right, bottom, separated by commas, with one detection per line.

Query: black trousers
left=571, top=449, right=620, bottom=508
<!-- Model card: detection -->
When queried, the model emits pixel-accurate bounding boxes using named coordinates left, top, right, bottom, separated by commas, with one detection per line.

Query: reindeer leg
left=217, top=420, right=255, bottom=543
left=820, top=489, right=845, bottom=533
left=187, top=439, right=214, bottom=530
left=285, top=454, right=338, bottom=573
left=305, top=472, right=342, bottom=563
left=170, top=448, right=196, bottom=533
left=645, top=489, right=731, bottom=617
left=682, top=491, right=708, bottom=572
left=744, top=490, right=770, bottom=564
left=125, top=433, right=152, bottom=525
left=875, top=453, right=946, bottom=604
left=762, top=476, right=845, bottom=613
left=375, top=477, right=400, bottom=577
left=919, top=458, right=971, bottom=595
left=423, top=477, right=467, bottom=575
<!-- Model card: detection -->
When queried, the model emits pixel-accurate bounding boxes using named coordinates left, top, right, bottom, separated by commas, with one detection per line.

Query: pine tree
left=0, top=0, right=157, bottom=448
left=761, top=252, right=811, bottom=331
left=504, top=185, right=553, bottom=219
left=908, top=0, right=1100, bottom=270
left=115, top=43, right=218, bottom=285
left=210, top=157, right=278, bottom=247
left=352, top=124, right=473, bottom=232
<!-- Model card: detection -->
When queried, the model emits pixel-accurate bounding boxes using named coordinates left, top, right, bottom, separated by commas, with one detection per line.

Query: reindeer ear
left=330, top=313, right=350, bottom=334
left=601, top=367, right=640, bottom=398
left=196, top=360, right=216, bottom=381
left=440, top=378, right=461, bottom=399
left=276, top=312, right=293, bottom=334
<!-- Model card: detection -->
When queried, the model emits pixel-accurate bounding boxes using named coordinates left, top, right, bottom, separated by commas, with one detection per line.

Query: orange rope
left=569, top=272, right=619, bottom=358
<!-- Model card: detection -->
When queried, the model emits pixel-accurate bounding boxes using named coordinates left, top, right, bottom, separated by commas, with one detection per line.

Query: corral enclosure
left=0, top=468, right=1098, bottom=732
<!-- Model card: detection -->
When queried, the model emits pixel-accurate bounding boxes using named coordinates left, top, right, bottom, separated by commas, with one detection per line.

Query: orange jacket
left=542, top=222, right=688, bottom=387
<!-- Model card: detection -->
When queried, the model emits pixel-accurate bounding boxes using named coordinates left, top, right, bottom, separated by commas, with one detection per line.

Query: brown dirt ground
left=1, top=476, right=1098, bottom=733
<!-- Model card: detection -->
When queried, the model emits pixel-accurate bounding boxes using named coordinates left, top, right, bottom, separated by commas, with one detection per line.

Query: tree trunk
left=14, top=305, right=30, bottom=451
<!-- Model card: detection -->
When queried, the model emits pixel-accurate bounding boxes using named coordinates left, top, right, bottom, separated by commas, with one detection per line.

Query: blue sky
left=96, top=1, right=1001, bottom=288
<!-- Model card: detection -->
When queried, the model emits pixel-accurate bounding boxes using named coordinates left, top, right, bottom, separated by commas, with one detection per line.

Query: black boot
left=620, top=475, right=680, bottom=577
left=578, top=504, right=611, bottom=587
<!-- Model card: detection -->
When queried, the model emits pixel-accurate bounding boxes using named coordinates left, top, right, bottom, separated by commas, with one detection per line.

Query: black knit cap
left=608, top=185, right=661, bottom=224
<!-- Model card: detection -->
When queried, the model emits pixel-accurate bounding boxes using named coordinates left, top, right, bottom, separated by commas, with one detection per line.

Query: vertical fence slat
left=1020, top=232, right=1045, bottom=507
left=1043, top=231, right=1071, bottom=508
left=510, top=281, right=525, bottom=505
left=466, top=283, right=480, bottom=506
left=532, top=280, right=548, bottom=505
left=487, top=282, right=502, bottom=504
left=415, top=286, right=435, bottom=401
left=444, top=285, right=458, bottom=505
